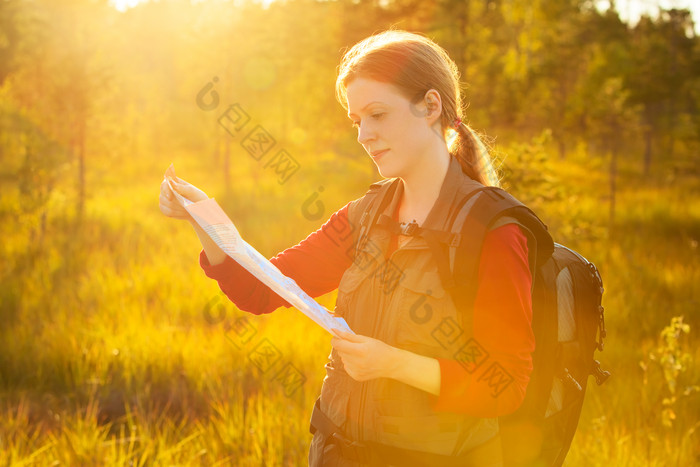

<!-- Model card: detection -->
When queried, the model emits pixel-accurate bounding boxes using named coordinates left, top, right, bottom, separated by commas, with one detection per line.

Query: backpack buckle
left=559, top=367, right=583, bottom=392
left=400, top=220, right=419, bottom=236
left=592, top=359, right=611, bottom=385
left=598, top=305, right=606, bottom=350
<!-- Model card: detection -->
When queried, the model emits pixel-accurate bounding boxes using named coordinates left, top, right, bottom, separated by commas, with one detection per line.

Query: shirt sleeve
left=199, top=202, right=355, bottom=315
left=431, top=223, right=535, bottom=417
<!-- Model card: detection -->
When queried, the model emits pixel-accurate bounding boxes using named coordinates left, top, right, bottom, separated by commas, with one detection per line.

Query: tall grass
left=0, top=137, right=698, bottom=465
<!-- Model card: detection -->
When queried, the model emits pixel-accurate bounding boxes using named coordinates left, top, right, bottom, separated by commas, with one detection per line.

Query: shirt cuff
left=199, top=249, right=244, bottom=279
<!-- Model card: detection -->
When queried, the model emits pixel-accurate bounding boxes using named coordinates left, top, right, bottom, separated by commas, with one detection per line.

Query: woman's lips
left=370, top=149, right=389, bottom=160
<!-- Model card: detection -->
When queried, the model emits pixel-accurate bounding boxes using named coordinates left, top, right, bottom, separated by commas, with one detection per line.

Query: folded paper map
left=165, top=165, right=352, bottom=335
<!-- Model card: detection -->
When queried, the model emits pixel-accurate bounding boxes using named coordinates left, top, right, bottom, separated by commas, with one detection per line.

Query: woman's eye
left=351, top=113, right=384, bottom=129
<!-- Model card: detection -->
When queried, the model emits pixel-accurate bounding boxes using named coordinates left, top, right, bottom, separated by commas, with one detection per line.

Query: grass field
left=0, top=137, right=698, bottom=466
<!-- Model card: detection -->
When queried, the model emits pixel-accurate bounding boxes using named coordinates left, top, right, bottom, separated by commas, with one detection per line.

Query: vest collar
left=382, top=155, right=471, bottom=233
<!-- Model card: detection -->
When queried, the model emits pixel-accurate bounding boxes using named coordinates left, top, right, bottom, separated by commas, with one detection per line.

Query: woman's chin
left=375, top=163, right=399, bottom=179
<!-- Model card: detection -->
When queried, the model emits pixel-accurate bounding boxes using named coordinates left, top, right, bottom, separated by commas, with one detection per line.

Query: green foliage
left=0, top=0, right=699, bottom=464
left=498, top=128, right=560, bottom=206
left=642, top=316, right=698, bottom=429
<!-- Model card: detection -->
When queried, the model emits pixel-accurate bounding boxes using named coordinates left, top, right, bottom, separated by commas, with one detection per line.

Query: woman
left=160, top=30, right=534, bottom=466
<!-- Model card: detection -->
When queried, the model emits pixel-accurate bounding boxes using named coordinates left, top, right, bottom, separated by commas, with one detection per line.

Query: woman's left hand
left=331, top=329, right=400, bottom=381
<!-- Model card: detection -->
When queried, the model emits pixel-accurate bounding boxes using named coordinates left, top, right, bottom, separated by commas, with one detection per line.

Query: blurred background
left=0, top=0, right=698, bottom=465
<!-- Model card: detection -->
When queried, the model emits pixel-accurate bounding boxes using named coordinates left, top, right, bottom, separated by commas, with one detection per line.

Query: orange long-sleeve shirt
left=200, top=201, right=534, bottom=417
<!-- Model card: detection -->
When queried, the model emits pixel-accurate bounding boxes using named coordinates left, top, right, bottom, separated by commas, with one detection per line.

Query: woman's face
left=345, top=77, right=440, bottom=180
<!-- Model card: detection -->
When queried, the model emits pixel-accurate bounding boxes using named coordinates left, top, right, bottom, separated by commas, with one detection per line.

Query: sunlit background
left=1, top=0, right=698, bottom=465
left=111, top=0, right=700, bottom=29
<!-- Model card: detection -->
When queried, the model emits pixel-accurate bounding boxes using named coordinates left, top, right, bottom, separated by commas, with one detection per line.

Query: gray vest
left=318, top=157, right=517, bottom=458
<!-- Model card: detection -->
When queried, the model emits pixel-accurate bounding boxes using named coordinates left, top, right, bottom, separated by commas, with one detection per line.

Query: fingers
left=165, top=163, right=176, bottom=179
left=169, top=179, right=190, bottom=200
left=169, top=178, right=208, bottom=203
left=161, top=206, right=189, bottom=220
left=331, top=336, right=365, bottom=355
left=160, top=168, right=207, bottom=216
left=159, top=187, right=189, bottom=220
left=171, top=179, right=190, bottom=195
left=165, top=165, right=186, bottom=185
left=160, top=169, right=193, bottom=220
left=160, top=179, right=174, bottom=201
left=334, top=329, right=364, bottom=343
left=163, top=165, right=195, bottom=195
left=331, top=337, right=347, bottom=351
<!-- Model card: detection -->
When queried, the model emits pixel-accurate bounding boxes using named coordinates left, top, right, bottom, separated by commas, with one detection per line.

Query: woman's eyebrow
left=347, top=101, right=384, bottom=118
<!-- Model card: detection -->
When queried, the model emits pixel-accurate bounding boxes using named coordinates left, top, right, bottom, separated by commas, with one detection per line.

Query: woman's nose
left=357, top=122, right=375, bottom=146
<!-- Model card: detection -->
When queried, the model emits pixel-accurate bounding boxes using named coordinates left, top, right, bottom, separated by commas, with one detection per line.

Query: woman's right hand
left=159, top=172, right=209, bottom=221
left=159, top=166, right=227, bottom=264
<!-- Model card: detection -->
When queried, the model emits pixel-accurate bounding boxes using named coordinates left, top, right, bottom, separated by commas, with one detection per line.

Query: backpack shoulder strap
left=450, top=187, right=554, bottom=313
left=417, top=180, right=487, bottom=290
left=347, top=178, right=401, bottom=259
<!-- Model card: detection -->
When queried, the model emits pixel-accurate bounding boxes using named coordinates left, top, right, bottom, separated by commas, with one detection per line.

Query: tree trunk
left=558, top=138, right=566, bottom=160
left=455, top=1, right=470, bottom=84
left=609, top=138, right=618, bottom=230
left=77, top=119, right=86, bottom=223
left=643, top=127, right=652, bottom=176
left=667, top=106, right=676, bottom=160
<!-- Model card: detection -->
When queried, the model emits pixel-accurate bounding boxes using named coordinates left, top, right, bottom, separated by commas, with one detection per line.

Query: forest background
left=0, top=0, right=698, bottom=465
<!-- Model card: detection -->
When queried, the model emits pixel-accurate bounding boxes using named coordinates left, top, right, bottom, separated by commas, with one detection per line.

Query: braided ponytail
left=449, top=119, right=499, bottom=187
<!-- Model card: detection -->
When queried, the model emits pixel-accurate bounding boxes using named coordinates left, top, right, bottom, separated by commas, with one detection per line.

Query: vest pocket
left=334, top=263, right=374, bottom=317
left=392, top=268, right=457, bottom=354
left=319, top=371, right=352, bottom=430
left=376, top=413, right=462, bottom=454
left=376, top=412, right=499, bottom=457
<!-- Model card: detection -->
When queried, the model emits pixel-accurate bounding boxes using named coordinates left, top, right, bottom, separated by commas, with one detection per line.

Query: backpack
left=353, top=179, right=610, bottom=467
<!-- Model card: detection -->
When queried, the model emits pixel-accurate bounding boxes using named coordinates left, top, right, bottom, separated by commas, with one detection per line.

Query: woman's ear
left=423, top=89, right=443, bottom=126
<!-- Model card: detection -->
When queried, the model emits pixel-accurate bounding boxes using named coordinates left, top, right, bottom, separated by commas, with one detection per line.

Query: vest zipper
left=356, top=250, right=396, bottom=445
left=356, top=286, right=385, bottom=444
left=357, top=383, right=367, bottom=443
left=356, top=244, right=418, bottom=444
